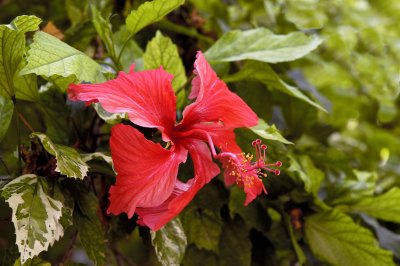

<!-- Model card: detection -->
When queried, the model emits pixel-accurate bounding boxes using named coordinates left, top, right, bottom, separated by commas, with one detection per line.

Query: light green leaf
left=287, top=154, right=324, bottom=196
left=143, top=31, right=187, bottom=91
left=0, top=174, right=67, bottom=264
left=343, top=187, right=400, bottom=223
left=224, top=61, right=326, bottom=111
left=81, top=152, right=113, bottom=166
left=74, top=191, right=106, bottom=266
left=181, top=207, right=222, bottom=252
left=250, top=118, right=293, bottom=145
left=151, top=218, right=187, bottom=266
left=20, top=31, right=104, bottom=85
left=10, top=15, right=42, bottom=33
left=31, top=133, right=89, bottom=179
left=143, top=31, right=187, bottom=107
left=0, top=25, right=25, bottom=98
left=304, top=209, right=394, bottom=266
left=0, top=96, right=14, bottom=142
left=205, top=28, right=322, bottom=63
left=126, top=0, right=185, bottom=35
left=14, top=256, right=51, bottom=266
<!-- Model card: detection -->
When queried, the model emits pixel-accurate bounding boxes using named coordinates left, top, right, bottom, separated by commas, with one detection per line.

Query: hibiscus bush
left=1, top=0, right=400, bottom=265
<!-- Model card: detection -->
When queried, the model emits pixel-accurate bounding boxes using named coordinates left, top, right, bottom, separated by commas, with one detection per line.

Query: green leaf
left=250, top=118, right=293, bottom=145
left=113, top=26, right=144, bottom=72
left=224, top=61, right=326, bottom=111
left=10, top=15, right=42, bottom=33
left=181, top=207, right=222, bottom=252
left=74, top=191, right=106, bottom=266
left=205, top=28, right=322, bottom=63
left=126, top=0, right=185, bottom=35
left=143, top=31, right=187, bottom=107
left=31, top=133, right=89, bottom=179
left=81, top=152, right=113, bottom=166
left=219, top=218, right=251, bottom=266
left=14, top=60, right=39, bottom=102
left=20, top=31, right=104, bottom=85
left=0, top=96, right=14, bottom=142
left=93, top=103, right=128, bottom=125
left=14, top=256, right=51, bottom=266
left=143, top=31, right=187, bottom=91
left=287, top=154, right=324, bottom=196
left=182, top=245, right=218, bottom=266
left=66, top=0, right=90, bottom=27
left=326, top=170, right=377, bottom=206
left=38, top=87, right=71, bottom=144
left=151, top=218, right=187, bottom=266
left=304, top=209, right=394, bottom=266
left=0, top=25, right=25, bottom=98
left=343, top=188, right=400, bottom=223
left=0, top=174, right=67, bottom=264
left=228, top=186, right=270, bottom=233
left=91, top=5, right=115, bottom=58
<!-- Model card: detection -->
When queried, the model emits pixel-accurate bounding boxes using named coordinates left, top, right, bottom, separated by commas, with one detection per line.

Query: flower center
left=219, top=139, right=281, bottom=188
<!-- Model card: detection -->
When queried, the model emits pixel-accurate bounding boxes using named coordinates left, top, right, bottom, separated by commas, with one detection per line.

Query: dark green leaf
left=126, top=0, right=185, bottom=35
left=181, top=207, right=222, bottom=252
left=287, top=154, right=324, bottom=196
left=13, top=256, right=50, bottom=266
left=75, top=212, right=106, bottom=266
left=228, top=186, right=270, bottom=233
left=326, top=171, right=377, bottom=206
left=304, top=209, right=394, bottom=266
left=0, top=96, right=14, bottom=142
left=151, top=218, right=187, bottom=266
left=74, top=189, right=105, bottom=266
left=91, top=5, right=115, bottom=58
left=205, top=28, right=322, bottom=63
left=218, top=218, right=251, bottom=266
left=182, top=245, right=218, bottom=266
left=113, top=26, right=144, bottom=72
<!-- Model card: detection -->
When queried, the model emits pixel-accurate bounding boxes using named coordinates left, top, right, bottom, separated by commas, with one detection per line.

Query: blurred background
left=1, top=0, right=400, bottom=265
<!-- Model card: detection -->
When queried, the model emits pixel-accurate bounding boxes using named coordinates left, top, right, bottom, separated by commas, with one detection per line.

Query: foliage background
left=1, top=0, right=400, bottom=265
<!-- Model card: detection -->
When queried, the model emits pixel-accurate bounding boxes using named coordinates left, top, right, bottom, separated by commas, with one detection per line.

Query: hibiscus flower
left=68, top=51, right=280, bottom=230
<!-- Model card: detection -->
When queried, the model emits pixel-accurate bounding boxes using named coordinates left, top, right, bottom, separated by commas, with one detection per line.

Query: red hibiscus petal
left=180, top=51, right=258, bottom=131
left=209, top=129, right=242, bottom=154
left=136, top=140, right=220, bottom=230
left=243, top=177, right=266, bottom=206
left=68, top=67, right=177, bottom=139
left=107, top=124, right=187, bottom=218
